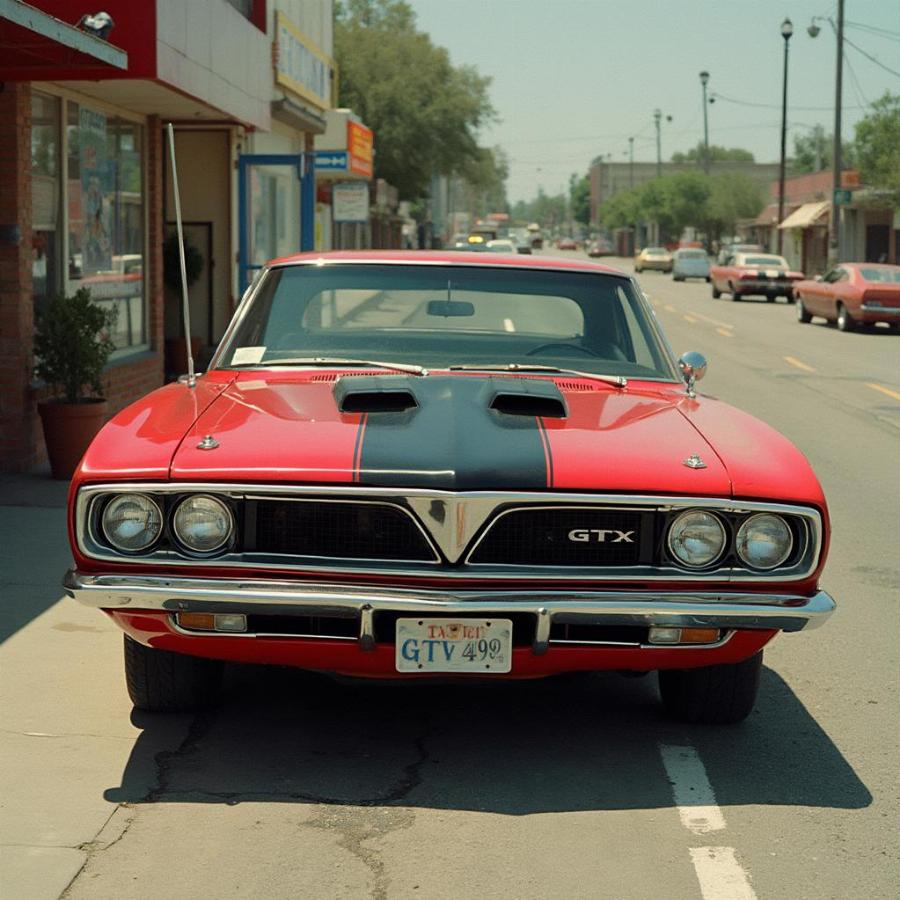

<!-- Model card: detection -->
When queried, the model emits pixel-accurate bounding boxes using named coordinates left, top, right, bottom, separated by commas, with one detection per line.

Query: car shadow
left=104, top=663, right=871, bottom=815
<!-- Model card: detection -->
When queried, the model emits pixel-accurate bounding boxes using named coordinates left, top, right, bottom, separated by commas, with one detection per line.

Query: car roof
left=267, top=249, right=628, bottom=275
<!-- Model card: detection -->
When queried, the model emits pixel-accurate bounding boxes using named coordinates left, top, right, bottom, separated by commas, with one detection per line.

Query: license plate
left=395, top=618, right=513, bottom=674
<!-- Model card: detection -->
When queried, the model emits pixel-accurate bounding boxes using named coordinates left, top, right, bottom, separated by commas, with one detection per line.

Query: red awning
left=0, top=1, right=127, bottom=78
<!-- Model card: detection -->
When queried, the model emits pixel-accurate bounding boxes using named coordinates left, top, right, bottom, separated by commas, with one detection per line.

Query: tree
left=854, top=92, right=900, bottom=201
left=707, top=173, right=764, bottom=240
left=792, top=125, right=855, bottom=173
left=458, top=146, right=509, bottom=219
left=671, top=144, right=755, bottom=163
left=570, top=174, right=591, bottom=226
left=335, top=0, right=496, bottom=199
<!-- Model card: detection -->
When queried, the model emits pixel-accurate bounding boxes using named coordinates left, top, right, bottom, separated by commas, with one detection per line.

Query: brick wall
left=0, top=92, right=165, bottom=473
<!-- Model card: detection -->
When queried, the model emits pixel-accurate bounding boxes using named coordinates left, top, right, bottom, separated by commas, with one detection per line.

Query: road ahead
left=1, top=253, right=898, bottom=900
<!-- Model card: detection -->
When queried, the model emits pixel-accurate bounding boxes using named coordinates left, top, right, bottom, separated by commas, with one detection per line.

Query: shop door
left=238, top=154, right=313, bottom=291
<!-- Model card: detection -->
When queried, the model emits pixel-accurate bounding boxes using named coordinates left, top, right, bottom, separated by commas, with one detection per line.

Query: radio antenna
left=166, top=122, right=196, bottom=388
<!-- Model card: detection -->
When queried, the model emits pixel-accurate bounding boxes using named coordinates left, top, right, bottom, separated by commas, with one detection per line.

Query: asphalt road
left=1, top=252, right=898, bottom=899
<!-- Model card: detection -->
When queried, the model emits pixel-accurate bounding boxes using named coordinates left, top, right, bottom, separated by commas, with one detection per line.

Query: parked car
left=709, top=252, right=804, bottom=302
left=634, top=247, right=673, bottom=273
left=486, top=239, right=518, bottom=254
left=65, top=250, right=834, bottom=725
left=587, top=239, right=614, bottom=258
left=795, top=262, right=900, bottom=332
left=716, top=242, right=763, bottom=265
left=672, top=248, right=711, bottom=282
left=556, top=236, right=577, bottom=250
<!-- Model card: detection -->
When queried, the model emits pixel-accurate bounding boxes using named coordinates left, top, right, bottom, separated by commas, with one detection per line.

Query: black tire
left=658, top=651, right=762, bottom=725
left=797, top=297, right=812, bottom=323
left=124, top=634, right=223, bottom=712
left=705, top=276, right=711, bottom=283
left=673, top=275, right=684, bottom=282
left=766, top=294, right=776, bottom=303
left=711, top=284, right=721, bottom=299
left=837, top=302, right=854, bottom=332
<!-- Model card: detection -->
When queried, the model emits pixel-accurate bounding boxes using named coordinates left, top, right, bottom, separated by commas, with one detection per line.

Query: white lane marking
left=659, top=744, right=727, bottom=835
left=689, top=847, right=758, bottom=900
left=503, top=318, right=516, bottom=333
left=784, top=355, right=816, bottom=372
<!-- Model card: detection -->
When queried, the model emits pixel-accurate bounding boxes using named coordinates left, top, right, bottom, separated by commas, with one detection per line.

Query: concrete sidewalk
left=0, top=469, right=188, bottom=899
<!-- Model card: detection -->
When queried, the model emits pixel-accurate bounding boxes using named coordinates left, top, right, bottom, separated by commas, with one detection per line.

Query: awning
left=755, top=202, right=791, bottom=226
left=778, top=200, right=830, bottom=230
left=0, top=0, right=127, bottom=76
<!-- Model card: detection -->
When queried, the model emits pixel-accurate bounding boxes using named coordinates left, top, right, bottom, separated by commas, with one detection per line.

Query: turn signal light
left=177, top=612, right=247, bottom=633
left=648, top=626, right=721, bottom=645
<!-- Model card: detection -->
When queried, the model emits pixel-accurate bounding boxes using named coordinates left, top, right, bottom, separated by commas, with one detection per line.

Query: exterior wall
left=271, top=0, right=333, bottom=66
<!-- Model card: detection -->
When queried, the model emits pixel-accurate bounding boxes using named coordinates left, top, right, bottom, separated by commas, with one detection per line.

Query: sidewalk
left=0, top=468, right=187, bottom=899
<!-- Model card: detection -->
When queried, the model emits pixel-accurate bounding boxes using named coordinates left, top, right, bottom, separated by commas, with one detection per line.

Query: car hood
left=125, top=372, right=816, bottom=504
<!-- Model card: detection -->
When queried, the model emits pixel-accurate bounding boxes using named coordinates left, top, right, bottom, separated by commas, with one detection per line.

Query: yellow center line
left=784, top=356, right=816, bottom=372
left=664, top=304, right=677, bottom=313
left=716, top=327, right=733, bottom=338
left=685, top=309, right=735, bottom=330
left=867, top=383, right=900, bottom=402
left=683, top=314, right=698, bottom=324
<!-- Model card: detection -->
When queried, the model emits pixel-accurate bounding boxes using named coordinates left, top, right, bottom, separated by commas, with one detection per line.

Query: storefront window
left=67, top=104, right=145, bottom=349
left=31, top=93, right=60, bottom=314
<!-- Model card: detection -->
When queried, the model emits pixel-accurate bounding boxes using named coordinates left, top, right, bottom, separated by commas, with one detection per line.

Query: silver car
left=672, top=248, right=711, bottom=282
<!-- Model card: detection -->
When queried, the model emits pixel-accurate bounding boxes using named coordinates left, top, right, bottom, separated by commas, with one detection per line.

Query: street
left=1, top=253, right=898, bottom=900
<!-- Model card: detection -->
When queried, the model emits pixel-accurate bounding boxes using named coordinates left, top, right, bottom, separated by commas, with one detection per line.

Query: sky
left=406, top=0, right=900, bottom=203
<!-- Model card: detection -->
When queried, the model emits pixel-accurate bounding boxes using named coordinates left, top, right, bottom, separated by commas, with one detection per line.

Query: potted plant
left=34, top=287, right=116, bottom=479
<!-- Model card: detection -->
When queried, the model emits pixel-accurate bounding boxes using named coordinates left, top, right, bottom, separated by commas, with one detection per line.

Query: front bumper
left=64, top=570, right=835, bottom=653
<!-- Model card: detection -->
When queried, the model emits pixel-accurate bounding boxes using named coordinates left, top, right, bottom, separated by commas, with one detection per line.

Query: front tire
left=658, top=651, right=762, bottom=725
left=711, top=284, right=721, bottom=299
left=837, top=302, right=855, bottom=332
left=124, top=635, right=223, bottom=712
left=797, top=297, right=812, bottom=323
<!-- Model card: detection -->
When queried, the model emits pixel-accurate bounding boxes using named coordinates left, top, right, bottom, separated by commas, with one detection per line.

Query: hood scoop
left=485, top=378, right=568, bottom=419
left=334, top=375, right=418, bottom=413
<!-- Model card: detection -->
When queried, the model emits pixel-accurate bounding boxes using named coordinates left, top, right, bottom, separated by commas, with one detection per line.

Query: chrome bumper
left=64, top=570, right=835, bottom=648
left=860, top=304, right=900, bottom=316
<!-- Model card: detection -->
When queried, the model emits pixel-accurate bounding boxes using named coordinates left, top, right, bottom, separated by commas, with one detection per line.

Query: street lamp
left=628, top=136, right=634, bottom=189
left=699, top=71, right=710, bottom=174
left=653, top=110, right=672, bottom=179
left=808, top=1, right=845, bottom=264
left=777, top=17, right=793, bottom=255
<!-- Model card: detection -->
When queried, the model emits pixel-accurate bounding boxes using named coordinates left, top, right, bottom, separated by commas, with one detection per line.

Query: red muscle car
left=710, top=252, right=804, bottom=302
left=65, top=251, right=834, bottom=725
left=794, top=262, right=900, bottom=332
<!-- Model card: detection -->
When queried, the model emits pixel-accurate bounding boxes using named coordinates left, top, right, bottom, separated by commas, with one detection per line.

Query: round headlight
left=667, top=510, right=727, bottom=569
left=102, top=494, right=163, bottom=553
left=172, top=495, right=233, bottom=553
left=736, top=513, right=793, bottom=570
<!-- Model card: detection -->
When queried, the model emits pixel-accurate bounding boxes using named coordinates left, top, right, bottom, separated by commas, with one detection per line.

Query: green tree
left=854, top=92, right=900, bottom=201
left=459, top=146, right=509, bottom=219
left=792, top=124, right=855, bottom=173
left=707, top=173, right=764, bottom=240
left=335, top=0, right=496, bottom=199
left=570, top=174, right=591, bottom=226
left=671, top=144, right=755, bottom=163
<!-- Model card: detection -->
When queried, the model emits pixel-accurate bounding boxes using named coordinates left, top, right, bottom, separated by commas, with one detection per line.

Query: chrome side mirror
left=678, top=351, right=707, bottom=398
left=814, top=274, right=824, bottom=282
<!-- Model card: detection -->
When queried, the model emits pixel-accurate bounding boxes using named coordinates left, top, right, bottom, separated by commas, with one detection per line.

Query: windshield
left=677, top=250, right=707, bottom=259
left=217, top=264, right=677, bottom=380
left=743, top=255, right=788, bottom=267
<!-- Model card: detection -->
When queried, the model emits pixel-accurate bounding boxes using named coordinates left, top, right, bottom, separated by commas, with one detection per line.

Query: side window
left=836, top=268, right=850, bottom=283
left=617, top=287, right=656, bottom=370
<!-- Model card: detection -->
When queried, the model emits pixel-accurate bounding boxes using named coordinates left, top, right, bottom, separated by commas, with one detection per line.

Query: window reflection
left=31, top=92, right=60, bottom=314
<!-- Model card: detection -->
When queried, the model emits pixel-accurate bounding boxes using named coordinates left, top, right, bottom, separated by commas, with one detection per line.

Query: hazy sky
left=406, top=0, right=900, bottom=202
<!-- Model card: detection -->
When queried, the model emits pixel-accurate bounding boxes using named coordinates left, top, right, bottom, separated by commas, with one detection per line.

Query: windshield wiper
left=246, top=357, right=429, bottom=377
left=447, top=363, right=627, bottom=388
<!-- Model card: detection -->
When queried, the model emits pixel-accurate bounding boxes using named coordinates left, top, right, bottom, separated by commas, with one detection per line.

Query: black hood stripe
left=537, top=417, right=554, bottom=488
left=352, top=413, right=368, bottom=483
left=357, top=377, right=550, bottom=490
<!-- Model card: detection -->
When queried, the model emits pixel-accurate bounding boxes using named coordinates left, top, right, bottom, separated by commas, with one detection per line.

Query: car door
left=807, top=267, right=839, bottom=316
left=829, top=267, right=852, bottom=318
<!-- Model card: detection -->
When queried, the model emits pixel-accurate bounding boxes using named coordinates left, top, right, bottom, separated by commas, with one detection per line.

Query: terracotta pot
left=38, top=399, right=108, bottom=480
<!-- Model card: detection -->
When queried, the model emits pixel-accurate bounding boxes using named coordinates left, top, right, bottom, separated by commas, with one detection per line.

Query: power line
left=845, top=19, right=900, bottom=41
left=710, top=91, right=866, bottom=112
left=844, top=50, right=870, bottom=107
left=842, top=33, right=900, bottom=79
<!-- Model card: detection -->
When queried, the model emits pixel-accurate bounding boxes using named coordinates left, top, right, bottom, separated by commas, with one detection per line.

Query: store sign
left=274, top=12, right=333, bottom=111
left=833, top=189, right=852, bottom=207
left=315, top=151, right=349, bottom=171
left=347, top=122, right=373, bottom=178
left=333, top=182, right=370, bottom=223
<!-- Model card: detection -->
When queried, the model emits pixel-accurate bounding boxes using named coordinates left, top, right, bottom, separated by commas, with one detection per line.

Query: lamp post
left=628, top=136, right=634, bottom=189
left=777, top=17, right=793, bottom=255
left=653, top=110, right=672, bottom=179
left=699, top=71, right=710, bottom=174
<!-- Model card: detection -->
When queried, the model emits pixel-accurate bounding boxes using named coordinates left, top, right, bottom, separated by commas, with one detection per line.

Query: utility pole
left=654, top=109, right=662, bottom=178
left=777, top=17, right=793, bottom=255
left=831, top=0, right=844, bottom=264
left=699, top=71, right=710, bottom=175
left=628, top=136, right=634, bottom=189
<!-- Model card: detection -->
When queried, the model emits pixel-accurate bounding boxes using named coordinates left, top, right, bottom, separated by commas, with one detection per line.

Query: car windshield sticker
left=231, top=346, right=267, bottom=366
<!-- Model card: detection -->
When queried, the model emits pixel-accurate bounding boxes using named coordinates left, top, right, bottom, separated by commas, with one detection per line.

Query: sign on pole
left=833, top=189, right=852, bottom=206
left=333, top=181, right=369, bottom=223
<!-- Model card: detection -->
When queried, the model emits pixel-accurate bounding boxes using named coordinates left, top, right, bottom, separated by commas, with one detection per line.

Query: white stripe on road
left=659, top=744, right=727, bottom=834
left=689, top=847, right=758, bottom=900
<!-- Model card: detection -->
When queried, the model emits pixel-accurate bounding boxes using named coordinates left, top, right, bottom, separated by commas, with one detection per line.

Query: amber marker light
left=177, top=612, right=216, bottom=631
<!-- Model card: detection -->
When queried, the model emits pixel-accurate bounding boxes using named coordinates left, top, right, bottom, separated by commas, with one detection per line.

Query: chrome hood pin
left=683, top=454, right=707, bottom=469
left=197, top=435, right=219, bottom=450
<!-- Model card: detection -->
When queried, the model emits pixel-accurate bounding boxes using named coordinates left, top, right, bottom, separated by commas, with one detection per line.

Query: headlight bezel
left=100, top=492, right=164, bottom=554
left=171, top=494, right=236, bottom=556
left=665, top=508, right=729, bottom=570
left=735, top=512, right=794, bottom=571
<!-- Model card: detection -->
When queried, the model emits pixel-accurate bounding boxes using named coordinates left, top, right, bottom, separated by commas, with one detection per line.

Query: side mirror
left=814, top=274, right=824, bottom=282
left=678, top=351, right=707, bottom=398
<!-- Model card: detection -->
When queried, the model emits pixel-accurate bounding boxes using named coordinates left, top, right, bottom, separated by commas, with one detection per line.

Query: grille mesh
left=254, top=501, right=435, bottom=561
left=470, top=508, right=648, bottom=566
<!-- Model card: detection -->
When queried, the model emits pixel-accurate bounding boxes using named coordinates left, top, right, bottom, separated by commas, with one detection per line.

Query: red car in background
left=795, top=262, right=900, bottom=332
left=710, top=252, right=804, bottom=302
left=64, top=251, right=834, bottom=725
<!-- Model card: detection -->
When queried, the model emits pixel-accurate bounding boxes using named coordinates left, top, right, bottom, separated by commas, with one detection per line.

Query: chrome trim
left=75, top=483, right=824, bottom=583
left=64, top=570, right=836, bottom=637
left=666, top=509, right=728, bottom=570
left=860, top=304, right=900, bottom=316
left=735, top=513, right=794, bottom=571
